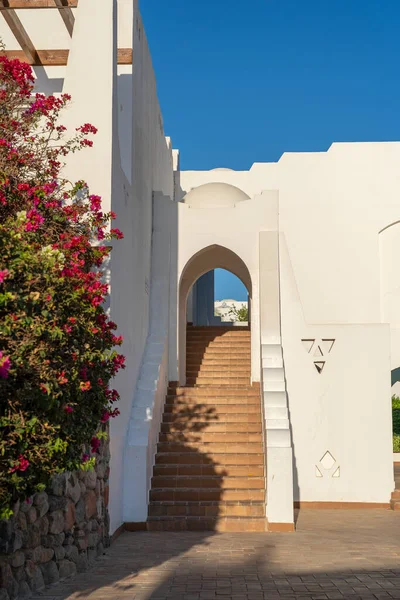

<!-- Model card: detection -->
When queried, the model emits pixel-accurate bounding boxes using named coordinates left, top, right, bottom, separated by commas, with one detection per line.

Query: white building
left=214, top=300, right=249, bottom=323
left=1, top=0, right=398, bottom=533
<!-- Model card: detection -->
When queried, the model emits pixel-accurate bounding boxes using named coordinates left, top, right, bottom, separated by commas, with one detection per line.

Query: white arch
left=178, top=245, right=252, bottom=385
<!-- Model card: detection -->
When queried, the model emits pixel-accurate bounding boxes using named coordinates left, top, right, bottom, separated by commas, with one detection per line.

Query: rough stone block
left=31, top=546, right=54, bottom=564
left=26, top=508, right=37, bottom=525
left=9, top=551, right=24, bottom=569
left=54, top=546, right=66, bottom=561
left=87, top=532, right=99, bottom=548
left=66, top=475, right=81, bottom=504
left=16, top=513, right=27, bottom=532
left=33, top=492, right=48, bottom=509
left=58, top=560, right=77, bottom=580
left=64, top=545, right=79, bottom=563
left=0, top=563, right=18, bottom=599
left=37, top=516, right=49, bottom=536
left=20, top=500, right=33, bottom=514
left=83, top=470, right=97, bottom=490
left=26, top=564, right=45, bottom=593
left=17, top=581, right=32, bottom=599
left=12, top=566, right=26, bottom=583
left=48, top=496, right=68, bottom=513
left=25, top=524, right=40, bottom=549
left=48, top=510, right=64, bottom=535
left=64, top=501, right=76, bottom=532
left=76, top=552, right=88, bottom=573
left=75, top=498, right=85, bottom=524
left=50, top=474, right=66, bottom=497
left=84, top=491, right=97, bottom=520
left=40, top=561, right=59, bottom=585
left=41, top=532, right=64, bottom=548
left=0, top=589, right=10, bottom=600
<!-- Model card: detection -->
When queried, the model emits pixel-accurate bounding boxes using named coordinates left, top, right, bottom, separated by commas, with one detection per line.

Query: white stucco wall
left=16, top=0, right=176, bottom=533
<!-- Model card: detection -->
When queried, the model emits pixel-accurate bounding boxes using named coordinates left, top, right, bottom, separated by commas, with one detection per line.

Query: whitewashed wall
left=18, top=0, right=176, bottom=533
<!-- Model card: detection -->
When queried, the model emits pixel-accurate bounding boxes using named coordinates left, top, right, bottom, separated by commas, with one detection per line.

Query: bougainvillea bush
left=0, top=57, right=124, bottom=518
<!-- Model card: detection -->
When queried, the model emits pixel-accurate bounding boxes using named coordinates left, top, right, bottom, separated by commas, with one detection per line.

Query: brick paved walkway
left=32, top=509, right=400, bottom=600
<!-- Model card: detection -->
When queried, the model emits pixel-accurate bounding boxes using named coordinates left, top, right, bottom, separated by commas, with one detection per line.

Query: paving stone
left=20, top=509, right=400, bottom=600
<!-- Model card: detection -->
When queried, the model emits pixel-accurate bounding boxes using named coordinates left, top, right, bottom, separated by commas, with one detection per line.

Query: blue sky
left=140, top=0, right=400, bottom=298
left=214, top=269, right=248, bottom=302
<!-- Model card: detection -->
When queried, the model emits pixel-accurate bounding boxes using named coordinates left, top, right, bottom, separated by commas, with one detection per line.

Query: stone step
left=186, top=353, right=251, bottom=367
left=151, top=476, right=265, bottom=490
left=155, top=452, right=265, bottom=466
left=163, top=402, right=261, bottom=423
left=159, top=432, right=263, bottom=443
left=185, top=377, right=250, bottom=386
left=147, top=517, right=267, bottom=532
left=148, top=501, right=265, bottom=518
left=166, top=395, right=259, bottom=405
left=186, top=365, right=251, bottom=374
left=149, top=488, right=265, bottom=502
left=161, top=422, right=262, bottom=434
left=163, top=412, right=262, bottom=423
left=153, top=464, right=265, bottom=477
left=157, top=442, right=264, bottom=454
left=168, top=384, right=259, bottom=394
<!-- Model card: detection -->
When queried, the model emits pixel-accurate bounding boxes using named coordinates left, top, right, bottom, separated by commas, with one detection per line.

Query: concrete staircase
left=147, top=326, right=267, bottom=531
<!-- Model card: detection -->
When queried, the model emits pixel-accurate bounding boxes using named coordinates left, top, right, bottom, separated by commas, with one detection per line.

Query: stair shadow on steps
left=148, top=380, right=266, bottom=532
left=149, top=394, right=233, bottom=531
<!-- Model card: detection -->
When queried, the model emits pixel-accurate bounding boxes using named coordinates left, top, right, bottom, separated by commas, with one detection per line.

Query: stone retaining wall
left=0, top=438, right=110, bottom=600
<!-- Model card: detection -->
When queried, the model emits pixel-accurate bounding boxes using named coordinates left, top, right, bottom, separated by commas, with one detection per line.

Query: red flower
left=79, top=381, right=91, bottom=392
left=10, top=455, right=29, bottom=473
left=64, top=405, right=73, bottom=413
left=90, top=436, right=101, bottom=453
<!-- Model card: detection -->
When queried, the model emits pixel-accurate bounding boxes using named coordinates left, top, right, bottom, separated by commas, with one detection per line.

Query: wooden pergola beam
left=0, top=0, right=39, bottom=64
left=53, top=0, right=75, bottom=37
left=0, top=0, right=78, bottom=8
left=1, top=48, right=133, bottom=66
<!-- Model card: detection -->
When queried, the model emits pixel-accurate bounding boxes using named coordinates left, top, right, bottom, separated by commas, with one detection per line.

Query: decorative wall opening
left=301, top=338, right=335, bottom=373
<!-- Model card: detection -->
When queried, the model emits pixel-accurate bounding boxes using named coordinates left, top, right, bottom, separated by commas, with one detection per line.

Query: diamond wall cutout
left=320, top=451, right=336, bottom=470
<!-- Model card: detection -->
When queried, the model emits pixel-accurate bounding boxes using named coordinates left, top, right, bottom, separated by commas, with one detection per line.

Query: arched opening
left=187, top=269, right=250, bottom=327
left=178, top=245, right=252, bottom=385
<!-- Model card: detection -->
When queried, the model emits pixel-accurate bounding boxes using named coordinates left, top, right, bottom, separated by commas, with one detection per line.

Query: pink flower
left=0, top=269, right=9, bottom=283
left=90, top=436, right=101, bottom=453
left=64, top=405, right=73, bottom=413
left=10, top=454, right=29, bottom=473
left=82, top=453, right=90, bottom=463
left=100, top=411, right=110, bottom=423
left=0, top=351, right=11, bottom=378
left=110, top=228, right=124, bottom=240
left=80, top=381, right=91, bottom=392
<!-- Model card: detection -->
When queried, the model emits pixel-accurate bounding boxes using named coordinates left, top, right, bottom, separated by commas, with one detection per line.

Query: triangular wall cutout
left=313, top=345, right=323, bottom=357
left=315, top=465, right=323, bottom=478
left=314, top=361, right=325, bottom=373
left=332, top=466, right=340, bottom=478
left=321, top=339, right=335, bottom=354
left=302, top=339, right=315, bottom=354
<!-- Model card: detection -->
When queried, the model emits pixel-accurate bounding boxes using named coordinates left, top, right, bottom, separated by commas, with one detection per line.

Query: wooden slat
left=0, top=0, right=78, bottom=7
left=0, top=1, right=39, bottom=64
left=1, top=48, right=133, bottom=66
left=53, top=0, right=74, bottom=36
left=117, top=48, right=133, bottom=65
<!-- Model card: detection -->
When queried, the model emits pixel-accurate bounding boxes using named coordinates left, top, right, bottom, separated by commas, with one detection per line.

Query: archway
left=178, top=245, right=253, bottom=385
